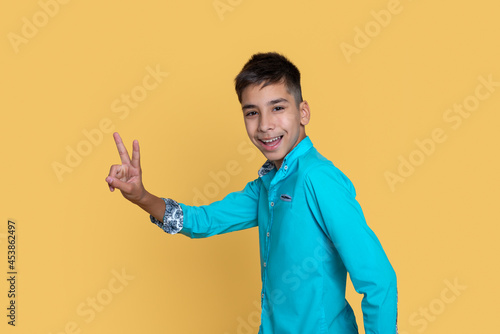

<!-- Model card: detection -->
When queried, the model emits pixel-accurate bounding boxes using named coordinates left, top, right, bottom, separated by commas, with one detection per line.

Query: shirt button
left=262, top=293, right=264, bottom=298
left=270, top=202, right=274, bottom=207
left=266, top=232, right=270, bottom=237
left=263, top=262, right=267, bottom=267
left=284, top=165, right=288, bottom=170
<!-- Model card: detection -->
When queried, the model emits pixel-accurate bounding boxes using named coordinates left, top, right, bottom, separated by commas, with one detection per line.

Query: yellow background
left=1, top=0, right=499, bottom=333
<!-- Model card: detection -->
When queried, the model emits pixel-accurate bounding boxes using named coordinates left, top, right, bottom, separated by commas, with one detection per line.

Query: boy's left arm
left=304, top=164, right=398, bottom=334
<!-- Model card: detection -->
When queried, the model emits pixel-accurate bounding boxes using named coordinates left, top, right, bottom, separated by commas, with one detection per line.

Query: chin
left=264, top=152, right=285, bottom=163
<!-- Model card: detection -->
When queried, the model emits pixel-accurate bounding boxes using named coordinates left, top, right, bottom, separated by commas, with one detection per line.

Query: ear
left=299, top=100, right=311, bottom=126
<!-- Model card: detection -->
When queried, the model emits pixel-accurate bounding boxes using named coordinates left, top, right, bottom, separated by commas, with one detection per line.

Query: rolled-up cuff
left=149, top=198, right=183, bottom=234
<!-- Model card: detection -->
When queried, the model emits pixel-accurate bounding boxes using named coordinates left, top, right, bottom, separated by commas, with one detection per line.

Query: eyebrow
left=242, top=98, right=290, bottom=111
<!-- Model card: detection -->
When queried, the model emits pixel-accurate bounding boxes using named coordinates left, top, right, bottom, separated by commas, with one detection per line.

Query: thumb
left=106, top=177, right=133, bottom=194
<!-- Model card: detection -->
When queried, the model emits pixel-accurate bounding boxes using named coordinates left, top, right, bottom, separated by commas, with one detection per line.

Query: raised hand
left=105, top=132, right=147, bottom=204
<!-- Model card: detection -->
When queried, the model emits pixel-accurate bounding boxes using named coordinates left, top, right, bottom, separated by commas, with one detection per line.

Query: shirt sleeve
left=150, top=198, right=184, bottom=234
left=150, top=178, right=261, bottom=239
left=304, top=163, right=398, bottom=334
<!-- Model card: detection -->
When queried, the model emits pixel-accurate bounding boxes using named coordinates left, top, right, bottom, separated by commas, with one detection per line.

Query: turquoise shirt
left=151, top=136, right=398, bottom=333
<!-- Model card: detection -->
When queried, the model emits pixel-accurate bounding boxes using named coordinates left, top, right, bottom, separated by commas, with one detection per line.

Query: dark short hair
left=234, top=52, right=303, bottom=107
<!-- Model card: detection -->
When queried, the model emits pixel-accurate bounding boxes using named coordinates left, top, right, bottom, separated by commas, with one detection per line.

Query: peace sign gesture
left=105, top=132, right=166, bottom=221
left=105, top=132, right=146, bottom=204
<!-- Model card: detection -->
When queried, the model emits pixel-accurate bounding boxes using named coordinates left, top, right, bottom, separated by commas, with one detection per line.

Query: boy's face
left=241, top=81, right=310, bottom=169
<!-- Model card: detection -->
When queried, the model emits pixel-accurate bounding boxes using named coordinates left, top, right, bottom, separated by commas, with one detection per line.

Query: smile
left=259, top=136, right=283, bottom=150
left=261, top=136, right=282, bottom=143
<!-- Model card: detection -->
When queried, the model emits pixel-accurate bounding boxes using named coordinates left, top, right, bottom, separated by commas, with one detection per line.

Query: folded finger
left=106, top=177, right=133, bottom=194
left=106, top=164, right=123, bottom=191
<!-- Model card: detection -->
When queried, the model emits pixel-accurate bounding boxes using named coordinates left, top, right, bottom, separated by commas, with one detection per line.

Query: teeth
left=262, top=136, right=281, bottom=143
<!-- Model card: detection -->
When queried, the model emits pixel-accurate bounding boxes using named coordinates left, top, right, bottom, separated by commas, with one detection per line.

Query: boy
left=105, top=52, right=398, bottom=333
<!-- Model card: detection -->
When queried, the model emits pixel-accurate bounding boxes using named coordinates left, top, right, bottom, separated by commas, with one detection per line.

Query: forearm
left=136, top=191, right=166, bottom=222
left=361, top=269, right=398, bottom=333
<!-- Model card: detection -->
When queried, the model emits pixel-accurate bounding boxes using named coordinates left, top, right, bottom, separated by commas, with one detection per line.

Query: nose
left=258, top=112, right=274, bottom=132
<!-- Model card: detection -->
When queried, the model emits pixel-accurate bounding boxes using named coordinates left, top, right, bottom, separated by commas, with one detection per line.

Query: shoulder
left=299, top=147, right=356, bottom=196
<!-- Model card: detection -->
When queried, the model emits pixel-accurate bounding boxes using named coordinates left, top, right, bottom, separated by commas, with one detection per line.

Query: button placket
left=262, top=188, right=277, bottom=303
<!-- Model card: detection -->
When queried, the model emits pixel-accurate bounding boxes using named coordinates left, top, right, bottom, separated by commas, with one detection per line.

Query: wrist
left=136, top=192, right=166, bottom=222
left=135, top=189, right=152, bottom=208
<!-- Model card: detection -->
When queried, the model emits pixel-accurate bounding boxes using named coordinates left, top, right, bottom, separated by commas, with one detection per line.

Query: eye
left=245, top=111, right=258, bottom=117
left=273, top=106, right=284, bottom=111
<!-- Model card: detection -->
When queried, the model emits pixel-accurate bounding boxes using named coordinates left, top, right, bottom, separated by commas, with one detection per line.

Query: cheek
left=283, top=116, right=299, bottom=132
left=244, top=121, right=256, bottom=138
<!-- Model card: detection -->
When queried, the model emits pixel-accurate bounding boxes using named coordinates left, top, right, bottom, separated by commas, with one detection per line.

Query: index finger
left=113, top=132, right=131, bottom=165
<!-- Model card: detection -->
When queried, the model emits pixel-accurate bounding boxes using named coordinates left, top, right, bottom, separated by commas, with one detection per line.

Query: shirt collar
left=257, top=136, right=313, bottom=178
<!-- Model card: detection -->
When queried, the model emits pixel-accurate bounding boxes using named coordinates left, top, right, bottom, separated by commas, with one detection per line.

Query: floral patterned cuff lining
left=149, top=198, right=183, bottom=234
